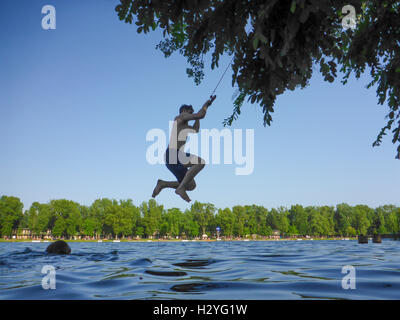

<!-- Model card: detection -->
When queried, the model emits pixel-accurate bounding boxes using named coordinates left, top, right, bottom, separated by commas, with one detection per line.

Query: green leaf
left=290, top=1, right=296, bottom=13
left=395, top=67, right=400, bottom=73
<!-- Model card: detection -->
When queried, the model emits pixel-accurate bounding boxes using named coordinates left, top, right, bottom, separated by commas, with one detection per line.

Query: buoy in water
left=372, top=234, right=382, bottom=243
left=358, top=235, right=368, bottom=244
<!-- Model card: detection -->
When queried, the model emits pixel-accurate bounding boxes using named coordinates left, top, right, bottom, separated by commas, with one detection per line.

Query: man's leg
left=152, top=179, right=196, bottom=198
left=152, top=180, right=179, bottom=198
left=175, top=154, right=205, bottom=202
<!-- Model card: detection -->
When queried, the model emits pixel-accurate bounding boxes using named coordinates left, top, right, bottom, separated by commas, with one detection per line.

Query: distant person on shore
left=152, top=95, right=216, bottom=202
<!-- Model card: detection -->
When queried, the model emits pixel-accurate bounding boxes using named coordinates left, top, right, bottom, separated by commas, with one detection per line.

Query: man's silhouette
left=152, top=95, right=216, bottom=202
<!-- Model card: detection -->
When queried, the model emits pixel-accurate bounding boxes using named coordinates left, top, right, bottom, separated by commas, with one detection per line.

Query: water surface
left=0, top=240, right=399, bottom=299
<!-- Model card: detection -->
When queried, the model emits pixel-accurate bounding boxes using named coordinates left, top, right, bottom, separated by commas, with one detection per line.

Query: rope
left=210, top=55, right=235, bottom=97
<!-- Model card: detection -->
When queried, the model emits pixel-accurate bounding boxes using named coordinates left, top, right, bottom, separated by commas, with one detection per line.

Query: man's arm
left=192, top=119, right=200, bottom=133
left=178, top=95, right=216, bottom=122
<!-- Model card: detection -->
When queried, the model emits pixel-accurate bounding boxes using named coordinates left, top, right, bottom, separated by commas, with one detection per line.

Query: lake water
left=0, top=240, right=399, bottom=300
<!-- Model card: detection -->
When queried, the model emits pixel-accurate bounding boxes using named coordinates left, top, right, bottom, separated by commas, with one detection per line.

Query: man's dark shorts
left=165, top=148, right=192, bottom=183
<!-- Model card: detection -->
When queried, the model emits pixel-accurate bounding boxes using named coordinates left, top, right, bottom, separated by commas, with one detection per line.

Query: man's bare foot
left=152, top=180, right=163, bottom=198
left=175, top=187, right=191, bottom=202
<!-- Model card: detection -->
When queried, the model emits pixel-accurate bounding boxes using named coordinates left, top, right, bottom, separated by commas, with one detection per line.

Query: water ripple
left=0, top=240, right=399, bottom=299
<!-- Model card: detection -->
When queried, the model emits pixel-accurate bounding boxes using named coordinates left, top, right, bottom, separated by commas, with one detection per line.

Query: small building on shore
left=12, top=228, right=31, bottom=240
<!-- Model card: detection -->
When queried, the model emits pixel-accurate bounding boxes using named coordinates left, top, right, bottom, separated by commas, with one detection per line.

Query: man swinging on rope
left=152, top=95, right=217, bottom=202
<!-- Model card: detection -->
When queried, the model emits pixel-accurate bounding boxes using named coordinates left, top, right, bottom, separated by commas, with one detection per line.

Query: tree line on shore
left=0, top=195, right=399, bottom=239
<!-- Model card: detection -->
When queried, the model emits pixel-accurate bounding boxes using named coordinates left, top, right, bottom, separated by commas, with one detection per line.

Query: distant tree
left=52, top=217, right=66, bottom=238
left=119, top=199, right=140, bottom=238
left=288, top=205, right=309, bottom=235
left=382, top=205, right=400, bottom=234
left=244, top=205, right=257, bottom=235
left=373, top=207, right=387, bottom=234
left=19, top=210, right=29, bottom=229
left=307, top=207, right=325, bottom=236
left=334, top=203, right=353, bottom=235
left=253, top=206, right=269, bottom=236
left=268, top=207, right=290, bottom=234
left=90, top=198, right=114, bottom=237
left=141, top=199, right=163, bottom=238
left=119, top=200, right=142, bottom=237
left=346, top=226, right=357, bottom=237
left=352, top=205, right=372, bottom=235
left=66, top=209, right=82, bottom=238
left=79, top=205, right=90, bottom=220
left=232, top=205, right=247, bottom=237
left=27, top=202, right=41, bottom=236
left=48, top=199, right=81, bottom=238
left=374, top=205, right=399, bottom=234
left=37, top=204, right=51, bottom=235
left=317, top=206, right=335, bottom=235
left=191, top=202, right=215, bottom=236
left=27, top=203, right=52, bottom=236
left=215, top=208, right=235, bottom=237
left=104, top=200, right=136, bottom=238
left=277, top=207, right=290, bottom=234
left=161, top=208, right=183, bottom=237
left=135, top=226, right=144, bottom=238
left=181, top=209, right=199, bottom=238
left=82, top=218, right=96, bottom=237
left=287, top=224, right=298, bottom=236
left=0, top=196, right=24, bottom=237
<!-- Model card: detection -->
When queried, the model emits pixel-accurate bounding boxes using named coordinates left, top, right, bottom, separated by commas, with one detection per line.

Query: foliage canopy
left=116, top=0, right=400, bottom=158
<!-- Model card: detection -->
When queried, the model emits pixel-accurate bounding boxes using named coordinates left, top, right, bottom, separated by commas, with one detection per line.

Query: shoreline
left=0, top=238, right=357, bottom=243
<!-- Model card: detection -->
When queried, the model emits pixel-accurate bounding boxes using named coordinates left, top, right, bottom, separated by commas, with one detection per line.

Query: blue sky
left=0, top=0, right=399, bottom=212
